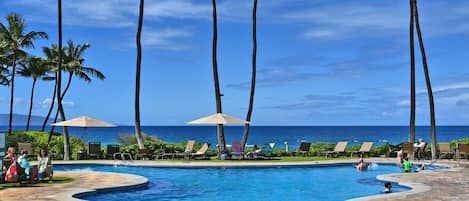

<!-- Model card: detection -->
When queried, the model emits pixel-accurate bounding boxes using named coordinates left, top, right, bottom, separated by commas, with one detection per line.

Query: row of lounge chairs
left=294, top=141, right=469, bottom=159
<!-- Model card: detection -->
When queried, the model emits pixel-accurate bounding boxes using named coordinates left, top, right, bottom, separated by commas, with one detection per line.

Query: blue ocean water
left=3, top=125, right=469, bottom=149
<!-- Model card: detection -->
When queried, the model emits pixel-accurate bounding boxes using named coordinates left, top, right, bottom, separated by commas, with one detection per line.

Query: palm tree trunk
left=57, top=0, right=71, bottom=160
left=26, top=78, right=37, bottom=131
left=50, top=72, right=73, bottom=133
left=241, top=0, right=258, bottom=149
left=409, top=0, right=416, bottom=144
left=134, top=0, right=145, bottom=149
left=42, top=73, right=57, bottom=132
left=413, top=0, right=437, bottom=160
left=7, top=55, right=17, bottom=135
left=212, top=0, right=226, bottom=154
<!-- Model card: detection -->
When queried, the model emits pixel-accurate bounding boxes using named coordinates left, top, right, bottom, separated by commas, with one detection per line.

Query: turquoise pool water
left=55, top=163, right=441, bottom=201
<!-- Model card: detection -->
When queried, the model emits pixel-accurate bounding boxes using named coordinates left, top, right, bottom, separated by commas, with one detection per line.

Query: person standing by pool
left=403, top=157, right=412, bottom=173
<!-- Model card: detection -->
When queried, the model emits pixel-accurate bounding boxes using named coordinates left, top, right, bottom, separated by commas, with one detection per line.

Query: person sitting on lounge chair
left=38, top=148, right=53, bottom=182
left=17, top=150, right=31, bottom=178
left=246, top=144, right=262, bottom=159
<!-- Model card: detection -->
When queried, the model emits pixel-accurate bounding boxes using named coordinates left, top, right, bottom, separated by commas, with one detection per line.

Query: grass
left=0, top=176, right=74, bottom=190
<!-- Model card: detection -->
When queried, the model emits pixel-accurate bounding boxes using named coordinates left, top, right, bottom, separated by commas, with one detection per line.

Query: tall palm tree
left=134, top=0, right=145, bottom=149
left=409, top=0, right=416, bottom=144
left=412, top=0, right=437, bottom=159
left=17, top=57, right=52, bottom=130
left=212, top=0, right=226, bottom=154
left=0, top=51, right=10, bottom=85
left=56, top=0, right=71, bottom=160
left=241, top=0, right=258, bottom=149
left=0, top=13, right=48, bottom=135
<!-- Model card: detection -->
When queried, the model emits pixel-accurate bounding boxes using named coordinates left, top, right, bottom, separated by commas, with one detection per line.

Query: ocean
left=3, top=125, right=469, bottom=149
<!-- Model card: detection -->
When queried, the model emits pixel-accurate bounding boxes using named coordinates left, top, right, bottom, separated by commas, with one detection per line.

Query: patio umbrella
left=187, top=113, right=249, bottom=125
left=52, top=116, right=117, bottom=142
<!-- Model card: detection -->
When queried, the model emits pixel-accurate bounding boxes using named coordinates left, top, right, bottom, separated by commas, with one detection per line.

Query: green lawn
left=0, top=176, right=73, bottom=190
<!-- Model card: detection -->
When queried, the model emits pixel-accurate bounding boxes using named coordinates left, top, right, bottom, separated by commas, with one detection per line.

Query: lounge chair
left=401, top=142, right=414, bottom=159
left=324, top=141, right=348, bottom=158
left=293, top=142, right=311, bottom=156
left=191, top=143, right=210, bottom=159
left=438, top=142, right=453, bottom=159
left=174, top=140, right=196, bottom=159
left=260, top=143, right=280, bottom=159
left=457, top=143, right=469, bottom=160
left=18, top=143, right=33, bottom=159
left=230, top=142, right=244, bottom=160
left=135, top=148, right=153, bottom=160
left=350, top=142, right=373, bottom=157
left=106, top=144, right=120, bottom=159
left=88, top=142, right=102, bottom=159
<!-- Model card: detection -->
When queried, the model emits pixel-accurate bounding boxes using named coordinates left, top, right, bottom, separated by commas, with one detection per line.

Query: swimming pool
left=55, top=163, right=442, bottom=201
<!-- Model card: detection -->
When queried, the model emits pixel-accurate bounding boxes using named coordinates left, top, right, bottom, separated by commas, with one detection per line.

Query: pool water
left=55, top=163, right=442, bottom=201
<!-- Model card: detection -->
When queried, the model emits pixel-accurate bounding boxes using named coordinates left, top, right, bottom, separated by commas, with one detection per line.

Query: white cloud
left=140, top=28, right=192, bottom=50
left=38, top=98, right=75, bottom=108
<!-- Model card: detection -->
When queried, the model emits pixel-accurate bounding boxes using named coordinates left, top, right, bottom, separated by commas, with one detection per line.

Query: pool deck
left=0, top=158, right=468, bottom=201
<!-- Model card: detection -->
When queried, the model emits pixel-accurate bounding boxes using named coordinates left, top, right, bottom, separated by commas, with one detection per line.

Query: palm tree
left=241, top=0, right=258, bottom=149
left=17, top=57, right=52, bottom=130
left=409, top=0, right=416, bottom=144
left=56, top=0, right=71, bottom=160
left=412, top=0, right=437, bottom=159
left=48, top=41, right=105, bottom=143
left=211, top=0, right=226, bottom=154
left=134, top=0, right=145, bottom=149
left=0, top=13, right=48, bottom=135
left=0, top=51, right=10, bottom=85
left=41, top=45, right=62, bottom=132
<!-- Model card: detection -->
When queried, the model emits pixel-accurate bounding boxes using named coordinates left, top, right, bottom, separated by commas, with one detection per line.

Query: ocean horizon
left=2, top=125, right=469, bottom=149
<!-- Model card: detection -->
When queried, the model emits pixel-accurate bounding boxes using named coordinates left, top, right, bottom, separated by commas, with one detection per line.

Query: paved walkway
left=0, top=158, right=467, bottom=201
left=0, top=171, right=148, bottom=201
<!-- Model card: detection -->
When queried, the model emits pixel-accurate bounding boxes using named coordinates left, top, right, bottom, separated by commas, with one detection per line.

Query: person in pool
left=403, top=157, right=412, bottom=173
left=384, top=182, right=392, bottom=193
left=355, top=158, right=368, bottom=171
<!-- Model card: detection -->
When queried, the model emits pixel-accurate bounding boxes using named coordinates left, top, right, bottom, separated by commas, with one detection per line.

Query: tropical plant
left=0, top=13, right=48, bottom=135
left=134, top=0, right=145, bottom=149
left=412, top=0, right=437, bottom=159
left=241, top=0, right=258, bottom=149
left=0, top=49, right=11, bottom=85
left=211, top=0, right=226, bottom=153
left=408, top=0, right=416, bottom=144
left=17, top=56, right=53, bottom=130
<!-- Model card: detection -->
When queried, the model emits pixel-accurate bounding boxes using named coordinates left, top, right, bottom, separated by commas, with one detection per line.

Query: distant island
left=0, top=114, right=53, bottom=126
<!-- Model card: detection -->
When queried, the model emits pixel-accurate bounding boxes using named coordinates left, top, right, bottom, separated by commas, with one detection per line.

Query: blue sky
left=1, top=0, right=469, bottom=125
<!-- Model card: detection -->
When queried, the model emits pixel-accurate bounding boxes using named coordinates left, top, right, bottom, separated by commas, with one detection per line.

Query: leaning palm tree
left=241, top=0, right=258, bottom=149
left=134, top=0, right=145, bottom=149
left=17, top=57, right=52, bottom=130
left=211, top=0, right=226, bottom=153
left=48, top=40, right=105, bottom=142
left=41, top=45, right=62, bottom=132
left=408, top=0, right=416, bottom=144
left=412, top=0, right=437, bottom=159
left=0, top=13, right=48, bottom=135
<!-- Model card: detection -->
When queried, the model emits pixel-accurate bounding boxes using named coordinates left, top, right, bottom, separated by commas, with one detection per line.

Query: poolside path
left=0, top=158, right=467, bottom=201
left=0, top=171, right=148, bottom=201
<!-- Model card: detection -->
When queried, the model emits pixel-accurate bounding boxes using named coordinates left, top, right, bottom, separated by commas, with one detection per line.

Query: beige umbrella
left=52, top=116, right=117, bottom=146
left=52, top=116, right=116, bottom=127
left=188, top=113, right=249, bottom=125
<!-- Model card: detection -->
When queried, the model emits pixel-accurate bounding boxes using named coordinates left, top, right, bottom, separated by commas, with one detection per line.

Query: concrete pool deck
left=0, top=158, right=467, bottom=201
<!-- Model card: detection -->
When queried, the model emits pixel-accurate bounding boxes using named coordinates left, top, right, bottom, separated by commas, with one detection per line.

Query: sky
left=1, top=0, right=469, bottom=126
